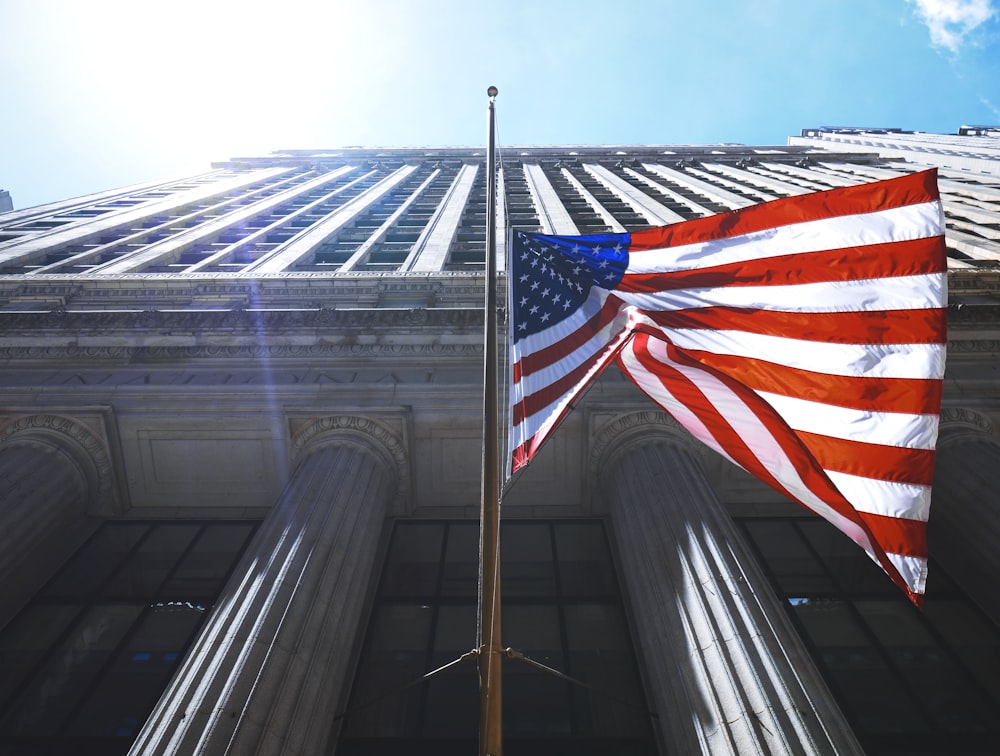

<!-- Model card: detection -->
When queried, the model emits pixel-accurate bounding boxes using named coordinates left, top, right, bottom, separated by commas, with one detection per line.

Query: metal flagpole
left=477, top=84, right=503, bottom=756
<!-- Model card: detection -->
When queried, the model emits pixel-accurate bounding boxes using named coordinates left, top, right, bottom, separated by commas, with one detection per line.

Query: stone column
left=129, top=419, right=404, bottom=756
left=0, top=416, right=106, bottom=629
left=928, top=408, right=1000, bottom=625
left=596, top=415, right=862, bottom=755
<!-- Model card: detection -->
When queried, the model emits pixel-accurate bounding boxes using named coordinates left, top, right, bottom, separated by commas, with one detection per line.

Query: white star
left=541, top=288, right=550, bottom=298
left=540, top=312, right=551, bottom=322
left=530, top=280, right=540, bottom=291
left=529, top=304, right=539, bottom=315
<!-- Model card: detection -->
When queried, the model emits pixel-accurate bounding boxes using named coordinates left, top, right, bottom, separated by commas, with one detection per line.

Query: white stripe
left=617, top=339, right=742, bottom=468
left=824, top=470, right=931, bottom=521
left=626, top=201, right=943, bottom=273
left=884, top=553, right=927, bottom=595
left=662, top=327, right=946, bottom=380
left=512, top=328, right=631, bottom=447
left=514, top=307, right=629, bottom=391
left=622, top=337, right=875, bottom=552
left=618, top=273, right=946, bottom=313
left=757, top=391, right=940, bottom=450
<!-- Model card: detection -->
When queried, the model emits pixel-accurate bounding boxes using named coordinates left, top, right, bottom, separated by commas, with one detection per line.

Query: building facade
left=1, top=134, right=999, bottom=755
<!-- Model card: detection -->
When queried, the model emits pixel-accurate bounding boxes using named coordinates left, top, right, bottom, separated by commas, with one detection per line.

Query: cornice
left=0, top=306, right=484, bottom=331
left=0, top=342, right=484, bottom=363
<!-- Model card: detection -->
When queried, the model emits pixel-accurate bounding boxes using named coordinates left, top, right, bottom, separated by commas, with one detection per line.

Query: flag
left=508, top=169, right=947, bottom=604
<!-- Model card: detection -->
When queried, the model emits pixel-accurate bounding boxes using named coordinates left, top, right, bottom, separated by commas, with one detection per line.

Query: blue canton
left=510, top=230, right=630, bottom=343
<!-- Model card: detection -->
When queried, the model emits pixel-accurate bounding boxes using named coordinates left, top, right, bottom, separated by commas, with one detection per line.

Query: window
left=0, top=520, right=257, bottom=756
left=337, top=520, right=656, bottom=755
left=739, top=517, right=1000, bottom=755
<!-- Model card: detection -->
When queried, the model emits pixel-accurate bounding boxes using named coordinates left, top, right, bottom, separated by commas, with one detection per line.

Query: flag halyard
left=508, top=169, right=948, bottom=604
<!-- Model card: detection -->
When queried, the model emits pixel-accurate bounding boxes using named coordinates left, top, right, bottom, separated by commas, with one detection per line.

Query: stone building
left=0, top=131, right=998, bottom=755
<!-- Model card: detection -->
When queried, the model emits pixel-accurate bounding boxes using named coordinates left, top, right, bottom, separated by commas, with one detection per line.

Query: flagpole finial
left=487, top=85, right=498, bottom=98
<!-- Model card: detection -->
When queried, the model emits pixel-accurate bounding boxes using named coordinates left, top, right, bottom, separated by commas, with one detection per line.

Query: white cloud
left=908, top=0, right=996, bottom=52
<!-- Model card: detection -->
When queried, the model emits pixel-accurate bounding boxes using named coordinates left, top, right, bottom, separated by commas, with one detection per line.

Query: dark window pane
left=440, top=523, right=478, bottom=598
left=504, top=604, right=571, bottom=735
left=66, top=603, right=206, bottom=737
left=798, top=520, right=890, bottom=594
left=423, top=605, right=477, bottom=737
left=564, top=604, right=649, bottom=736
left=555, top=522, right=616, bottom=596
left=855, top=599, right=996, bottom=732
left=792, top=598, right=927, bottom=734
left=103, top=524, right=200, bottom=598
left=0, top=604, right=82, bottom=705
left=922, top=599, right=1000, bottom=705
left=381, top=522, right=444, bottom=597
left=42, top=524, right=150, bottom=598
left=160, top=523, right=256, bottom=598
left=343, top=604, right=433, bottom=738
left=0, top=604, right=142, bottom=735
left=743, top=520, right=835, bottom=593
left=339, top=520, right=652, bottom=751
left=502, top=523, right=555, bottom=597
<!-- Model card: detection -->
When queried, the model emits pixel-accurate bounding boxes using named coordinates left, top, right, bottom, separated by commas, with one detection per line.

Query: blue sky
left=1, top=0, right=998, bottom=210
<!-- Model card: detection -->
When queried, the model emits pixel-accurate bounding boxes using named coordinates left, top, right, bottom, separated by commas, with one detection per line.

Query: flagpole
left=478, top=84, right=503, bottom=756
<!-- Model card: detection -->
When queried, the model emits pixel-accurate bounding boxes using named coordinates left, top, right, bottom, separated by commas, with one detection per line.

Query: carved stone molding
left=0, top=412, right=123, bottom=515
left=589, top=410, right=700, bottom=486
left=937, top=407, right=997, bottom=448
left=289, top=414, right=410, bottom=511
left=0, top=342, right=483, bottom=363
left=0, top=306, right=484, bottom=332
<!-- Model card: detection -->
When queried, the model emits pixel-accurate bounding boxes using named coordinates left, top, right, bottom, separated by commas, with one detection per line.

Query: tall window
left=739, top=517, right=1000, bottom=755
left=0, top=520, right=257, bottom=756
left=337, top=520, right=656, bottom=755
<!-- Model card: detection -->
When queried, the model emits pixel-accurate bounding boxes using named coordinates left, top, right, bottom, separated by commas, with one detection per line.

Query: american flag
left=508, top=169, right=947, bottom=604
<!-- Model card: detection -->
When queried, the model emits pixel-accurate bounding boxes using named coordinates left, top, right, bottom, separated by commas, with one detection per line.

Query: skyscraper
left=1, top=132, right=998, bottom=755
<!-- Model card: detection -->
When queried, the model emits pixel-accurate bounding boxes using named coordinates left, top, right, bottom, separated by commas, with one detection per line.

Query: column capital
left=937, top=407, right=997, bottom=449
left=0, top=411, right=125, bottom=515
left=590, top=409, right=701, bottom=486
left=289, top=413, right=410, bottom=511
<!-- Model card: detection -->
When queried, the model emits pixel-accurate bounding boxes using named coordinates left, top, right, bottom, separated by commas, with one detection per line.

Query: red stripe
left=627, top=170, right=939, bottom=251
left=674, top=349, right=943, bottom=415
left=622, top=332, right=914, bottom=596
left=513, top=341, right=611, bottom=425
left=513, top=295, right=623, bottom=383
left=857, top=511, right=928, bottom=558
left=796, top=431, right=937, bottom=486
left=645, top=306, right=946, bottom=346
left=624, top=334, right=859, bottom=522
left=620, top=236, right=947, bottom=293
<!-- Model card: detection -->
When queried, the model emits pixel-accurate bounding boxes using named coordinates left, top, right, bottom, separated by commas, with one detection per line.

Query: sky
left=1, top=0, right=998, bottom=210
